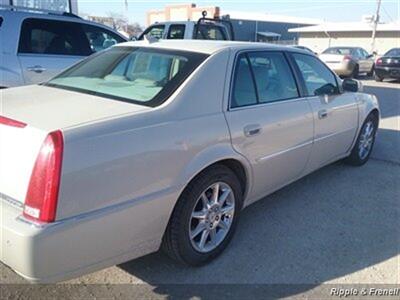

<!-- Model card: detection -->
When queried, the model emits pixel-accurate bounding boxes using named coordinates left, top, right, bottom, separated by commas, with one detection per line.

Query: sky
left=77, top=0, right=400, bottom=26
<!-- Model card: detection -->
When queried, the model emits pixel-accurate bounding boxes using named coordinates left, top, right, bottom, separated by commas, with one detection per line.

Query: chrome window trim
left=227, top=49, right=303, bottom=112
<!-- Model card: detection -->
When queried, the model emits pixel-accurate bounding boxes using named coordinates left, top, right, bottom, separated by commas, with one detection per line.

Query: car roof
left=116, top=40, right=306, bottom=55
left=0, top=9, right=127, bottom=39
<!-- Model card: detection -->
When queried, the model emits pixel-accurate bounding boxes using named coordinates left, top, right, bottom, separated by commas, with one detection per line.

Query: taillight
left=343, top=55, right=352, bottom=61
left=376, top=58, right=383, bottom=65
left=24, top=130, right=64, bottom=222
left=0, top=116, right=27, bottom=128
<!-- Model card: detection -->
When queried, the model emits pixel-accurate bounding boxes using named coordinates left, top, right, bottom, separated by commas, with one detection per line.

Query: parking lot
left=1, top=79, right=399, bottom=298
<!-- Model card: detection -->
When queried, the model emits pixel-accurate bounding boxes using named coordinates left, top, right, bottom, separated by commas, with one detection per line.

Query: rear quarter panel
left=56, top=49, right=243, bottom=222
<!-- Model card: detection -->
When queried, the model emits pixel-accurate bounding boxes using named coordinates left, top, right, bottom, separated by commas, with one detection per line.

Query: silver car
left=319, top=47, right=375, bottom=78
left=0, top=6, right=127, bottom=88
left=0, top=41, right=379, bottom=283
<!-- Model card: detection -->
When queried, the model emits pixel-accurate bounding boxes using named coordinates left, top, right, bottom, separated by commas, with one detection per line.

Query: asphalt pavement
left=1, top=79, right=399, bottom=299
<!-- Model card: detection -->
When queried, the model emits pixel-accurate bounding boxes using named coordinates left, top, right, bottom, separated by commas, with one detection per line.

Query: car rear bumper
left=1, top=188, right=177, bottom=283
left=325, top=62, right=354, bottom=76
left=375, top=66, right=400, bottom=79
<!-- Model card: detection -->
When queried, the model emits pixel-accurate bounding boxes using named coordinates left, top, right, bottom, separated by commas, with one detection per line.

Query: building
left=0, top=0, right=78, bottom=14
left=225, top=11, right=321, bottom=43
left=147, top=3, right=220, bottom=26
left=147, top=3, right=321, bottom=43
left=289, top=21, right=400, bottom=54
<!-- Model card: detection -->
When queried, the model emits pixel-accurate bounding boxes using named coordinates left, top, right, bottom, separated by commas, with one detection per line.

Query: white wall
left=298, top=31, right=400, bottom=55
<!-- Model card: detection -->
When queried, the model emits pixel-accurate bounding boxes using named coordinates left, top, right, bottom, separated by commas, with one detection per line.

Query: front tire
left=162, top=165, right=243, bottom=266
left=345, top=113, right=378, bottom=166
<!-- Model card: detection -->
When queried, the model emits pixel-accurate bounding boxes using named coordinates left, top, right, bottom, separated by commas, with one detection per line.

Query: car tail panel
left=0, top=123, right=48, bottom=206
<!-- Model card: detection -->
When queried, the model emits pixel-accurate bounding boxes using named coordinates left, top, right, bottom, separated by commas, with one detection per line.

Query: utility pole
left=124, top=0, right=129, bottom=33
left=371, top=0, right=382, bottom=54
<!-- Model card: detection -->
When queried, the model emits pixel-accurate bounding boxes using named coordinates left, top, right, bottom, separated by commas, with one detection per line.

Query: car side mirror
left=366, top=54, right=374, bottom=59
left=342, top=78, right=362, bottom=93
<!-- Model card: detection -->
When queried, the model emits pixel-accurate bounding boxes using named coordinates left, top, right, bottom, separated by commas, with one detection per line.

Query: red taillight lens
left=0, top=116, right=27, bottom=128
left=343, top=55, right=352, bottom=61
left=376, top=58, right=383, bottom=65
left=24, top=130, right=64, bottom=222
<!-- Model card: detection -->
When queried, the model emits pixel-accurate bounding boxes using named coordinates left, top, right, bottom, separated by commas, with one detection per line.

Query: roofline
left=289, top=22, right=400, bottom=33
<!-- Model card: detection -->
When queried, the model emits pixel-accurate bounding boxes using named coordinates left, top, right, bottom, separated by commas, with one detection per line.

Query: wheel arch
left=175, top=145, right=253, bottom=202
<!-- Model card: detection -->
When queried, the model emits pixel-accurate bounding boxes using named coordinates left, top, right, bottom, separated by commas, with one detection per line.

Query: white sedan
left=0, top=40, right=379, bottom=283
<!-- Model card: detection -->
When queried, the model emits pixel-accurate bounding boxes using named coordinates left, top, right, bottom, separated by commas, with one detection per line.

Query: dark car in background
left=374, top=48, right=400, bottom=82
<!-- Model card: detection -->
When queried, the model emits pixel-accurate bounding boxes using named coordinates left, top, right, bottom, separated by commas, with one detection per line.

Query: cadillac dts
left=0, top=40, right=379, bottom=283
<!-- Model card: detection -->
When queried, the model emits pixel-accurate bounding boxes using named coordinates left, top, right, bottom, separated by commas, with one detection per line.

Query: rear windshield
left=322, top=48, right=355, bottom=55
left=385, top=48, right=400, bottom=56
left=46, top=47, right=208, bottom=107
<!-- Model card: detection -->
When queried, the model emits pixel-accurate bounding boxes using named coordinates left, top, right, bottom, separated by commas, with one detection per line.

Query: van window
left=18, top=18, right=91, bottom=56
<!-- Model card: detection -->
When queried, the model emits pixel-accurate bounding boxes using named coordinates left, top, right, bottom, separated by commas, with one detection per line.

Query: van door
left=17, top=18, right=92, bottom=85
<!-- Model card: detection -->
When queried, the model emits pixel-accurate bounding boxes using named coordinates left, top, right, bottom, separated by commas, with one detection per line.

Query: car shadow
left=119, top=143, right=399, bottom=298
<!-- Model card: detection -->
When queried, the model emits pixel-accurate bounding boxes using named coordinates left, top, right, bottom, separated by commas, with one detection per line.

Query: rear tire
left=351, top=64, right=359, bottom=78
left=374, top=72, right=384, bottom=82
left=345, top=113, right=378, bottom=166
left=162, top=165, right=243, bottom=266
left=367, top=65, right=374, bottom=77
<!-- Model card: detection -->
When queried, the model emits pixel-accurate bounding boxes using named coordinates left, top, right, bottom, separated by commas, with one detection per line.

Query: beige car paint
left=0, top=40, right=379, bottom=283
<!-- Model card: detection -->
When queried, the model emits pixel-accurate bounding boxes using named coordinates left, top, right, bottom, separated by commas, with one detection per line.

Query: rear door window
left=231, top=51, right=299, bottom=108
left=231, top=54, right=258, bottom=108
left=194, top=25, right=227, bottom=40
left=18, top=18, right=91, bottom=56
left=247, top=52, right=299, bottom=103
left=82, top=24, right=126, bottom=52
left=167, top=25, right=186, bottom=39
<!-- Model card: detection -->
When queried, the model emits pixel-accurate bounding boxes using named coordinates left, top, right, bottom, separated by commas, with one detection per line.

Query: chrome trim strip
left=314, top=127, right=356, bottom=143
left=256, top=140, right=313, bottom=162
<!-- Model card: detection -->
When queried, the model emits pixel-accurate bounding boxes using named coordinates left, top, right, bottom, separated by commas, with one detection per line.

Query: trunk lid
left=0, top=84, right=150, bottom=205
left=381, top=56, right=400, bottom=67
left=319, top=53, right=346, bottom=63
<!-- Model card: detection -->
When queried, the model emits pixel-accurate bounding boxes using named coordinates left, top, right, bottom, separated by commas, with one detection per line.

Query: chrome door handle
left=27, top=66, right=46, bottom=73
left=318, top=109, right=328, bottom=119
left=244, top=124, right=261, bottom=137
